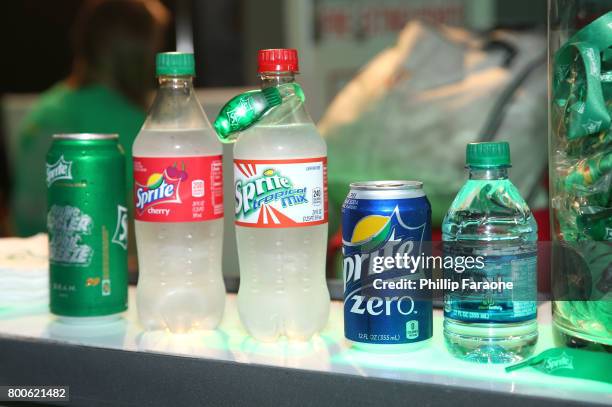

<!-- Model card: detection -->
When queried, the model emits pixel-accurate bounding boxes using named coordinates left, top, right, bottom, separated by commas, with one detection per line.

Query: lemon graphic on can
left=350, top=214, right=392, bottom=250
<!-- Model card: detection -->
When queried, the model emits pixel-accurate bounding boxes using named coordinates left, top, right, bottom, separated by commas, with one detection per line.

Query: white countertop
left=0, top=287, right=610, bottom=405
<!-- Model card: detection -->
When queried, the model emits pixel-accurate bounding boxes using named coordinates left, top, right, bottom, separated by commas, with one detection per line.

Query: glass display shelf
left=0, top=287, right=610, bottom=407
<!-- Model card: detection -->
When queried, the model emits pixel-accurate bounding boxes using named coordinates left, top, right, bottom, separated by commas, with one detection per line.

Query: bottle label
left=443, top=249, right=537, bottom=323
left=234, top=157, right=328, bottom=227
left=133, top=156, right=223, bottom=222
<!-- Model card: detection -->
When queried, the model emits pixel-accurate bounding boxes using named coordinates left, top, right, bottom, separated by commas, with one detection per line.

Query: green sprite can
left=47, top=134, right=128, bottom=320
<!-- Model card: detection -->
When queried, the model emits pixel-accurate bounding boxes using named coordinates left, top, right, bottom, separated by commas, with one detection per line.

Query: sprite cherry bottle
left=233, top=49, right=330, bottom=341
left=132, top=52, right=225, bottom=332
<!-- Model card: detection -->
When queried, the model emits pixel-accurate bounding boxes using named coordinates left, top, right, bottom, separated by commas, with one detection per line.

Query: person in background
left=11, top=0, right=168, bottom=244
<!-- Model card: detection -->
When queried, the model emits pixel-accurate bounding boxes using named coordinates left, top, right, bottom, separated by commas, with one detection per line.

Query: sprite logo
left=135, top=163, right=187, bottom=213
left=542, top=352, right=574, bottom=373
left=227, top=96, right=254, bottom=126
left=343, top=207, right=425, bottom=285
left=343, top=207, right=426, bottom=316
left=112, top=205, right=128, bottom=249
left=46, top=155, right=73, bottom=186
left=235, top=168, right=307, bottom=217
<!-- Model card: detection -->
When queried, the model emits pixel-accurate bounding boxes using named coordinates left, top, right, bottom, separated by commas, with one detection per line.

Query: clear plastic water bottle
left=442, top=142, right=538, bottom=363
left=231, top=49, right=330, bottom=341
left=132, top=52, right=225, bottom=332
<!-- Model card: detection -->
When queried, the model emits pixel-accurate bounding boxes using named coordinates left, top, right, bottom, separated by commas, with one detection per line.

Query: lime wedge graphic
left=147, top=173, right=164, bottom=189
left=351, top=215, right=390, bottom=244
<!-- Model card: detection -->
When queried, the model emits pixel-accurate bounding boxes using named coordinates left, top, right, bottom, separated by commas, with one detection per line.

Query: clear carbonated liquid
left=234, top=123, right=330, bottom=341
left=442, top=174, right=538, bottom=363
left=134, top=129, right=225, bottom=333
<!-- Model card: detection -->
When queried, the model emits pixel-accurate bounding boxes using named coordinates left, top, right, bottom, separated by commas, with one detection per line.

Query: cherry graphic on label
left=178, top=162, right=188, bottom=181
left=166, top=164, right=180, bottom=178
left=166, top=162, right=188, bottom=181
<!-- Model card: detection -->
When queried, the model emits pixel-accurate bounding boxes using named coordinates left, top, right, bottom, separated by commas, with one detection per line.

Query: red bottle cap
left=257, top=49, right=299, bottom=73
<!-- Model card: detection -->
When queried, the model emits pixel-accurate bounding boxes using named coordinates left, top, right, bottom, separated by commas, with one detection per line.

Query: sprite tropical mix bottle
left=216, top=49, right=330, bottom=341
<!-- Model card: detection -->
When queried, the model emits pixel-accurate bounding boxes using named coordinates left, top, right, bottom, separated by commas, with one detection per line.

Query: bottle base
left=138, top=315, right=224, bottom=334
left=241, top=322, right=327, bottom=343
left=444, top=319, right=538, bottom=363
left=55, top=313, right=123, bottom=325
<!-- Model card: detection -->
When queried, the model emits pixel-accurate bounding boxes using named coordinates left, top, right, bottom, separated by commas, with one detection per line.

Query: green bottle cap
left=156, top=52, right=195, bottom=76
left=466, top=141, right=511, bottom=167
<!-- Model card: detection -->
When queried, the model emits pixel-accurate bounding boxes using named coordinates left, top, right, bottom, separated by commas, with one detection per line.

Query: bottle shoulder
left=140, top=85, right=213, bottom=131
left=233, top=90, right=326, bottom=159
left=133, top=128, right=222, bottom=157
left=233, top=123, right=326, bottom=160
left=442, top=179, right=537, bottom=241
left=134, top=85, right=221, bottom=157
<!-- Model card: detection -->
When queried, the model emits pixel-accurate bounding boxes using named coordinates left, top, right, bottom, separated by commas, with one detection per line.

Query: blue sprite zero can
left=342, top=181, right=432, bottom=350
